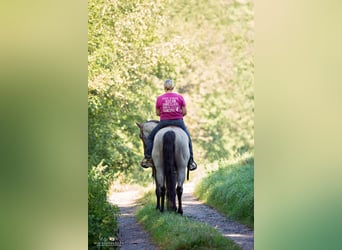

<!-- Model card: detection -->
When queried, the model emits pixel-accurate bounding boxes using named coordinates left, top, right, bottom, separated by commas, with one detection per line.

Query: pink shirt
left=156, top=92, right=186, bottom=120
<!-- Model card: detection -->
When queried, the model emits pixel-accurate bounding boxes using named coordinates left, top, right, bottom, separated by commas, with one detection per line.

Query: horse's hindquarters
left=151, top=126, right=189, bottom=214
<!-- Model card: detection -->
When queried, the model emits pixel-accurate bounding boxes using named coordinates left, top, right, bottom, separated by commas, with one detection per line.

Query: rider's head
left=164, top=79, right=174, bottom=91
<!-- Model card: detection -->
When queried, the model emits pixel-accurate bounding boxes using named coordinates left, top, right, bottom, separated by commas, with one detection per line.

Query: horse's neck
left=144, top=122, right=158, bottom=137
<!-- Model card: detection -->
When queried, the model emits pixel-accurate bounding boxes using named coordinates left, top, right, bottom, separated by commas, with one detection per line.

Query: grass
left=194, top=159, right=254, bottom=228
left=136, top=191, right=242, bottom=250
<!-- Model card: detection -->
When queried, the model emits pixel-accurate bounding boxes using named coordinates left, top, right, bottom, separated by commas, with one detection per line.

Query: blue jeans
left=145, top=119, right=194, bottom=160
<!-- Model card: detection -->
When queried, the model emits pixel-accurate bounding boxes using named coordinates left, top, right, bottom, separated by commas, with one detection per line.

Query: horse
left=136, top=120, right=190, bottom=214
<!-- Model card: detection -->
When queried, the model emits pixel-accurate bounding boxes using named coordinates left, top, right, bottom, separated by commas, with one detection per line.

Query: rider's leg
left=141, top=125, right=160, bottom=168
left=168, top=120, right=197, bottom=171
left=141, top=121, right=169, bottom=168
left=181, top=128, right=197, bottom=171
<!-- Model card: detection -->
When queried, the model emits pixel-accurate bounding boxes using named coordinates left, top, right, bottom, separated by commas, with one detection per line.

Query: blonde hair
left=164, top=79, right=174, bottom=90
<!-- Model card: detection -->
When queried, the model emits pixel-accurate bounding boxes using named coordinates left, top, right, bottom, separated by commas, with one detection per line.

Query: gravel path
left=182, top=182, right=254, bottom=250
left=109, top=188, right=157, bottom=250
left=109, top=182, right=254, bottom=250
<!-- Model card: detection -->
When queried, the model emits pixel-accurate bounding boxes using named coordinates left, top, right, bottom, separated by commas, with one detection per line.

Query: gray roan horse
left=137, top=120, right=189, bottom=214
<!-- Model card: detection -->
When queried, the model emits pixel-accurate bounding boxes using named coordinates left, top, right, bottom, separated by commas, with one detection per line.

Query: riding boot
left=141, top=157, right=153, bottom=168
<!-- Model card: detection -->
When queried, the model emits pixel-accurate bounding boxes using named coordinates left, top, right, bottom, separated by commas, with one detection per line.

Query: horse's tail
left=163, top=131, right=176, bottom=205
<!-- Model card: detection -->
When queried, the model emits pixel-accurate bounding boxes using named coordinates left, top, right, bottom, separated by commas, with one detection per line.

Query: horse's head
left=136, top=120, right=159, bottom=151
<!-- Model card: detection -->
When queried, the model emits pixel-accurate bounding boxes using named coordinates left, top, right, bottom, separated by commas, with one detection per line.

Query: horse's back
left=153, top=127, right=189, bottom=154
left=152, top=126, right=189, bottom=169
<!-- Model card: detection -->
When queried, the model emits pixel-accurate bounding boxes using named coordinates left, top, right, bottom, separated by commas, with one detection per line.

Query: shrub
left=88, top=161, right=118, bottom=247
left=195, top=160, right=254, bottom=228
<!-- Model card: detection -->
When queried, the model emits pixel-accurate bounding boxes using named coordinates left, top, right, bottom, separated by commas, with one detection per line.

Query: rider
left=141, top=79, right=197, bottom=171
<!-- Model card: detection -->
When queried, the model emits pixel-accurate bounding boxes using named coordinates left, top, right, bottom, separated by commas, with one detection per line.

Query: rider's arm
left=182, top=106, right=187, bottom=116
left=156, top=108, right=160, bottom=116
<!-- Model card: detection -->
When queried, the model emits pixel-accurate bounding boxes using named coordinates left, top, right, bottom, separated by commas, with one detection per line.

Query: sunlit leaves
left=179, top=0, right=255, bottom=160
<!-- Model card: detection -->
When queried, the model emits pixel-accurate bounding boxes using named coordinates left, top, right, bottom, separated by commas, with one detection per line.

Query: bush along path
left=109, top=182, right=254, bottom=250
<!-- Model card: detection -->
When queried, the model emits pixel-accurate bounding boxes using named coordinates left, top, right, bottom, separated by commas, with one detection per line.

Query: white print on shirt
left=162, top=97, right=180, bottom=113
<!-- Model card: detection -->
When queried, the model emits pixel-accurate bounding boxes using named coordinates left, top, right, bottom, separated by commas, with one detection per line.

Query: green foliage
left=162, top=0, right=254, bottom=161
left=195, top=159, right=254, bottom=228
left=88, top=88, right=143, bottom=170
left=88, top=0, right=192, bottom=172
left=88, top=0, right=163, bottom=171
left=136, top=191, right=242, bottom=250
left=88, top=0, right=193, bottom=244
left=88, top=162, right=119, bottom=247
left=88, top=0, right=254, bottom=173
left=88, top=0, right=163, bottom=84
left=88, top=0, right=254, bottom=245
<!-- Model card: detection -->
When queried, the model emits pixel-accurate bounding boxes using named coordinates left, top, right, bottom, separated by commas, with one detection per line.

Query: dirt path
left=109, top=187, right=157, bottom=250
left=109, top=182, right=254, bottom=250
left=182, top=182, right=254, bottom=250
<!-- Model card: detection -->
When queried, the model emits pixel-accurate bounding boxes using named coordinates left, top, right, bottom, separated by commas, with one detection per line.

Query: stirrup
left=188, top=159, right=197, bottom=171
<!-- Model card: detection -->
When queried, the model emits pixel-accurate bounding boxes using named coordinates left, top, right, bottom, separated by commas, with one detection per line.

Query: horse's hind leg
left=160, top=186, right=166, bottom=212
left=176, top=186, right=183, bottom=215
left=155, top=186, right=160, bottom=210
